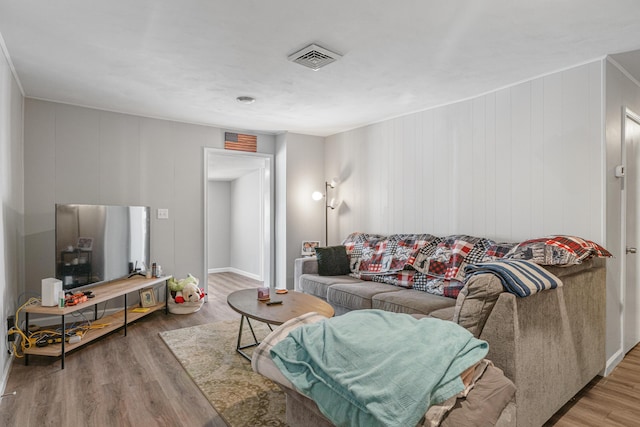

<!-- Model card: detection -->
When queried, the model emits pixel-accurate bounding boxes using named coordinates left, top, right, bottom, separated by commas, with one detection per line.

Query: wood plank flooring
left=0, top=272, right=259, bottom=427
left=0, top=272, right=638, bottom=426
left=545, top=344, right=640, bottom=426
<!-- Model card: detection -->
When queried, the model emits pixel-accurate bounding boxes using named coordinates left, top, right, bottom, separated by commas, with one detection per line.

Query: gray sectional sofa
left=293, top=255, right=606, bottom=427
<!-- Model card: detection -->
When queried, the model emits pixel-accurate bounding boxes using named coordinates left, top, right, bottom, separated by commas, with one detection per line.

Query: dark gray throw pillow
left=316, top=246, right=351, bottom=276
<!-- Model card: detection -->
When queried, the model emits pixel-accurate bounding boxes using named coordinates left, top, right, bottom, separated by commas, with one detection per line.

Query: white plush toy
left=182, top=281, right=203, bottom=303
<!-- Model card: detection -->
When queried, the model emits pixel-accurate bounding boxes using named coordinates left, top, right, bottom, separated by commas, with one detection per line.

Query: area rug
left=159, top=320, right=286, bottom=427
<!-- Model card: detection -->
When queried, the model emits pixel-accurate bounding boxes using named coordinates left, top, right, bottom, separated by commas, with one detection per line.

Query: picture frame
left=301, top=240, right=320, bottom=256
left=77, top=237, right=93, bottom=251
left=139, top=287, right=156, bottom=308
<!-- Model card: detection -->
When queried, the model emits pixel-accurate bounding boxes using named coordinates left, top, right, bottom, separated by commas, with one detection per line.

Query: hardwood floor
left=545, top=344, right=640, bottom=426
left=0, top=272, right=638, bottom=426
left=0, top=272, right=260, bottom=427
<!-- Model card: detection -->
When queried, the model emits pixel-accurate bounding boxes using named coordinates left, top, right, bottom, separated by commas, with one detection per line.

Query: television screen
left=55, top=204, right=150, bottom=291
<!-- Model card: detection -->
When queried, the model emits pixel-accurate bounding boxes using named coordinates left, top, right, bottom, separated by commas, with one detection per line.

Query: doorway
left=202, top=148, right=274, bottom=300
left=623, top=109, right=640, bottom=353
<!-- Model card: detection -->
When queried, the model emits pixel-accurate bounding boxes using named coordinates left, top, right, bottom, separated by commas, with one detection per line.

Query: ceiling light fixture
left=236, top=96, right=256, bottom=104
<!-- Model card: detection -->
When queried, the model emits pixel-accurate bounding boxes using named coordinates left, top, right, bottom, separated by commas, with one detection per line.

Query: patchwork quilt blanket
left=341, top=232, right=609, bottom=299
left=344, top=232, right=506, bottom=298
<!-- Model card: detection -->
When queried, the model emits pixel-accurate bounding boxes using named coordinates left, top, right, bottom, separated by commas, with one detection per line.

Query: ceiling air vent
left=288, top=44, right=342, bottom=71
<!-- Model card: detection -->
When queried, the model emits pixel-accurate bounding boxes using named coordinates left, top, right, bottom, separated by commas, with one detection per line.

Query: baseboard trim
left=604, top=348, right=624, bottom=376
left=208, top=267, right=261, bottom=281
left=0, top=353, right=13, bottom=397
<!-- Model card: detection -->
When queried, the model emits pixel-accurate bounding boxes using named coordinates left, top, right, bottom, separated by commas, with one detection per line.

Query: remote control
left=266, top=300, right=282, bottom=305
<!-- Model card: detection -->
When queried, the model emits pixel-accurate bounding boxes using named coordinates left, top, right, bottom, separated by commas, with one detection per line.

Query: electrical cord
left=7, top=297, right=112, bottom=358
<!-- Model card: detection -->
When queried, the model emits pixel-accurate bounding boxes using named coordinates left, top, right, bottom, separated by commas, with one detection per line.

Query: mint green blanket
left=270, top=310, right=488, bottom=427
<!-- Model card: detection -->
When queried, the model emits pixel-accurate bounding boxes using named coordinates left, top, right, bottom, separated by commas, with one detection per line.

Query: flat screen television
left=55, top=204, right=150, bottom=291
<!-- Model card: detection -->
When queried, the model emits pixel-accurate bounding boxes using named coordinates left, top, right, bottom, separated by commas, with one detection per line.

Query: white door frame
left=621, top=108, right=640, bottom=354
left=202, top=147, right=274, bottom=300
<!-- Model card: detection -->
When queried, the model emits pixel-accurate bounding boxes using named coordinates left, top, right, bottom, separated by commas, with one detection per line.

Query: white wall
left=604, top=59, right=640, bottom=372
left=229, top=170, right=261, bottom=277
left=279, top=133, right=325, bottom=289
left=23, top=99, right=275, bottom=295
left=275, top=135, right=287, bottom=289
left=326, top=61, right=604, bottom=244
left=207, top=181, right=230, bottom=269
left=326, top=61, right=624, bottom=369
left=0, top=41, right=24, bottom=392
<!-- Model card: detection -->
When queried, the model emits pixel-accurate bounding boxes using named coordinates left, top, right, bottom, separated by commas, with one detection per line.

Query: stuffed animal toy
left=168, top=273, right=198, bottom=292
left=182, top=282, right=204, bottom=302
left=168, top=274, right=203, bottom=304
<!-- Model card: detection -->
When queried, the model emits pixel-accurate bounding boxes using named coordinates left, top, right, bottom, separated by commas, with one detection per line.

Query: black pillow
left=316, top=246, right=351, bottom=276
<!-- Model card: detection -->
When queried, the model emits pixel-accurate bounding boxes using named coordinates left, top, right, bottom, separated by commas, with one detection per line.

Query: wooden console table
left=24, top=275, right=171, bottom=369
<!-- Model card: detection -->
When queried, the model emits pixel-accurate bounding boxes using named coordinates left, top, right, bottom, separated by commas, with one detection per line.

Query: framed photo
left=139, top=287, right=156, bottom=308
left=301, top=240, right=320, bottom=256
left=77, top=237, right=93, bottom=251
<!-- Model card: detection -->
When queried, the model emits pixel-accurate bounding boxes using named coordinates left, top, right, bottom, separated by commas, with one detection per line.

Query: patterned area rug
left=159, top=320, right=286, bottom=427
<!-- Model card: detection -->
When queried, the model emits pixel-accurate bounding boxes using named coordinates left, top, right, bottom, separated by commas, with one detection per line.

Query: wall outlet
left=157, top=208, right=169, bottom=220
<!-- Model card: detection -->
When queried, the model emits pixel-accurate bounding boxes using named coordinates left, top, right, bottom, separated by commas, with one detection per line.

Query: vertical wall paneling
left=484, top=93, right=497, bottom=238
left=325, top=59, right=613, bottom=368
left=510, top=82, right=532, bottom=239
left=230, top=170, right=261, bottom=277
left=530, top=79, right=545, bottom=236
left=494, top=88, right=512, bottom=240
left=542, top=73, right=564, bottom=234
left=455, top=101, right=474, bottom=234
left=0, top=46, right=24, bottom=391
left=471, top=97, right=487, bottom=236
left=98, top=112, right=140, bottom=205
left=432, top=108, right=450, bottom=233
left=23, top=99, right=276, bottom=297
left=24, top=101, right=55, bottom=236
left=172, top=122, right=214, bottom=278
left=139, top=118, right=176, bottom=274
left=208, top=181, right=231, bottom=269
left=54, top=105, right=101, bottom=204
left=282, top=133, right=324, bottom=287
left=404, top=114, right=418, bottom=232
left=326, top=60, right=604, bottom=245
left=563, top=67, right=591, bottom=235
left=589, top=61, right=605, bottom=238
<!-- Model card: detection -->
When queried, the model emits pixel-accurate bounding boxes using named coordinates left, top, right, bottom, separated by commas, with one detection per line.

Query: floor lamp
left=312, top=179, right=338, bottom=246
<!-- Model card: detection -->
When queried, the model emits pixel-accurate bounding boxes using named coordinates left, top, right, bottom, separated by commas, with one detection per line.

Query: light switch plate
left=157, top=208, right=169, bottom=219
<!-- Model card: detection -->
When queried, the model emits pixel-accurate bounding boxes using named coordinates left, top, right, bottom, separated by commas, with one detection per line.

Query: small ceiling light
left=236, top=96, right=256, bottom=104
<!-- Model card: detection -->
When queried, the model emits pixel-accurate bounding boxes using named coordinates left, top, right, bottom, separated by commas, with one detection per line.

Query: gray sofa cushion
left=327, top=282, right=403, bottom=311
left=429, top=306, right=456, bottom=321
left=299, top=274, right=361, bottom=299
left=372, top=289, right=456, bottom=315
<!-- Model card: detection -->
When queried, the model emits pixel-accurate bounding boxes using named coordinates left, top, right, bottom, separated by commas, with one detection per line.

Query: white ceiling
left=207, top=152, right=266, bottom=181
left=2, top=1, right=640, bottom=138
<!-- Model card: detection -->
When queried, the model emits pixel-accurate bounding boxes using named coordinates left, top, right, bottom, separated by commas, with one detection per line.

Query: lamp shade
left=311, top=191, right=323, bottom=201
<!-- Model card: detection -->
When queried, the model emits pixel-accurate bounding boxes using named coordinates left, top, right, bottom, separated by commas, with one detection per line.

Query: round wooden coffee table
left=227, top=289, right=334, bottom=360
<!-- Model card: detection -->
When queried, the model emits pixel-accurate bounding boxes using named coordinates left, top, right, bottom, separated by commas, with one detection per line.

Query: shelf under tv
left=23, top=275, right=171, bottom=369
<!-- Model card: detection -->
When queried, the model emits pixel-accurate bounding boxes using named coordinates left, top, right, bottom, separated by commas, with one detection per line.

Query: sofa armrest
left=294, top=257, right=318, bottom=291
left=479, top=259, right=605, bottom=427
